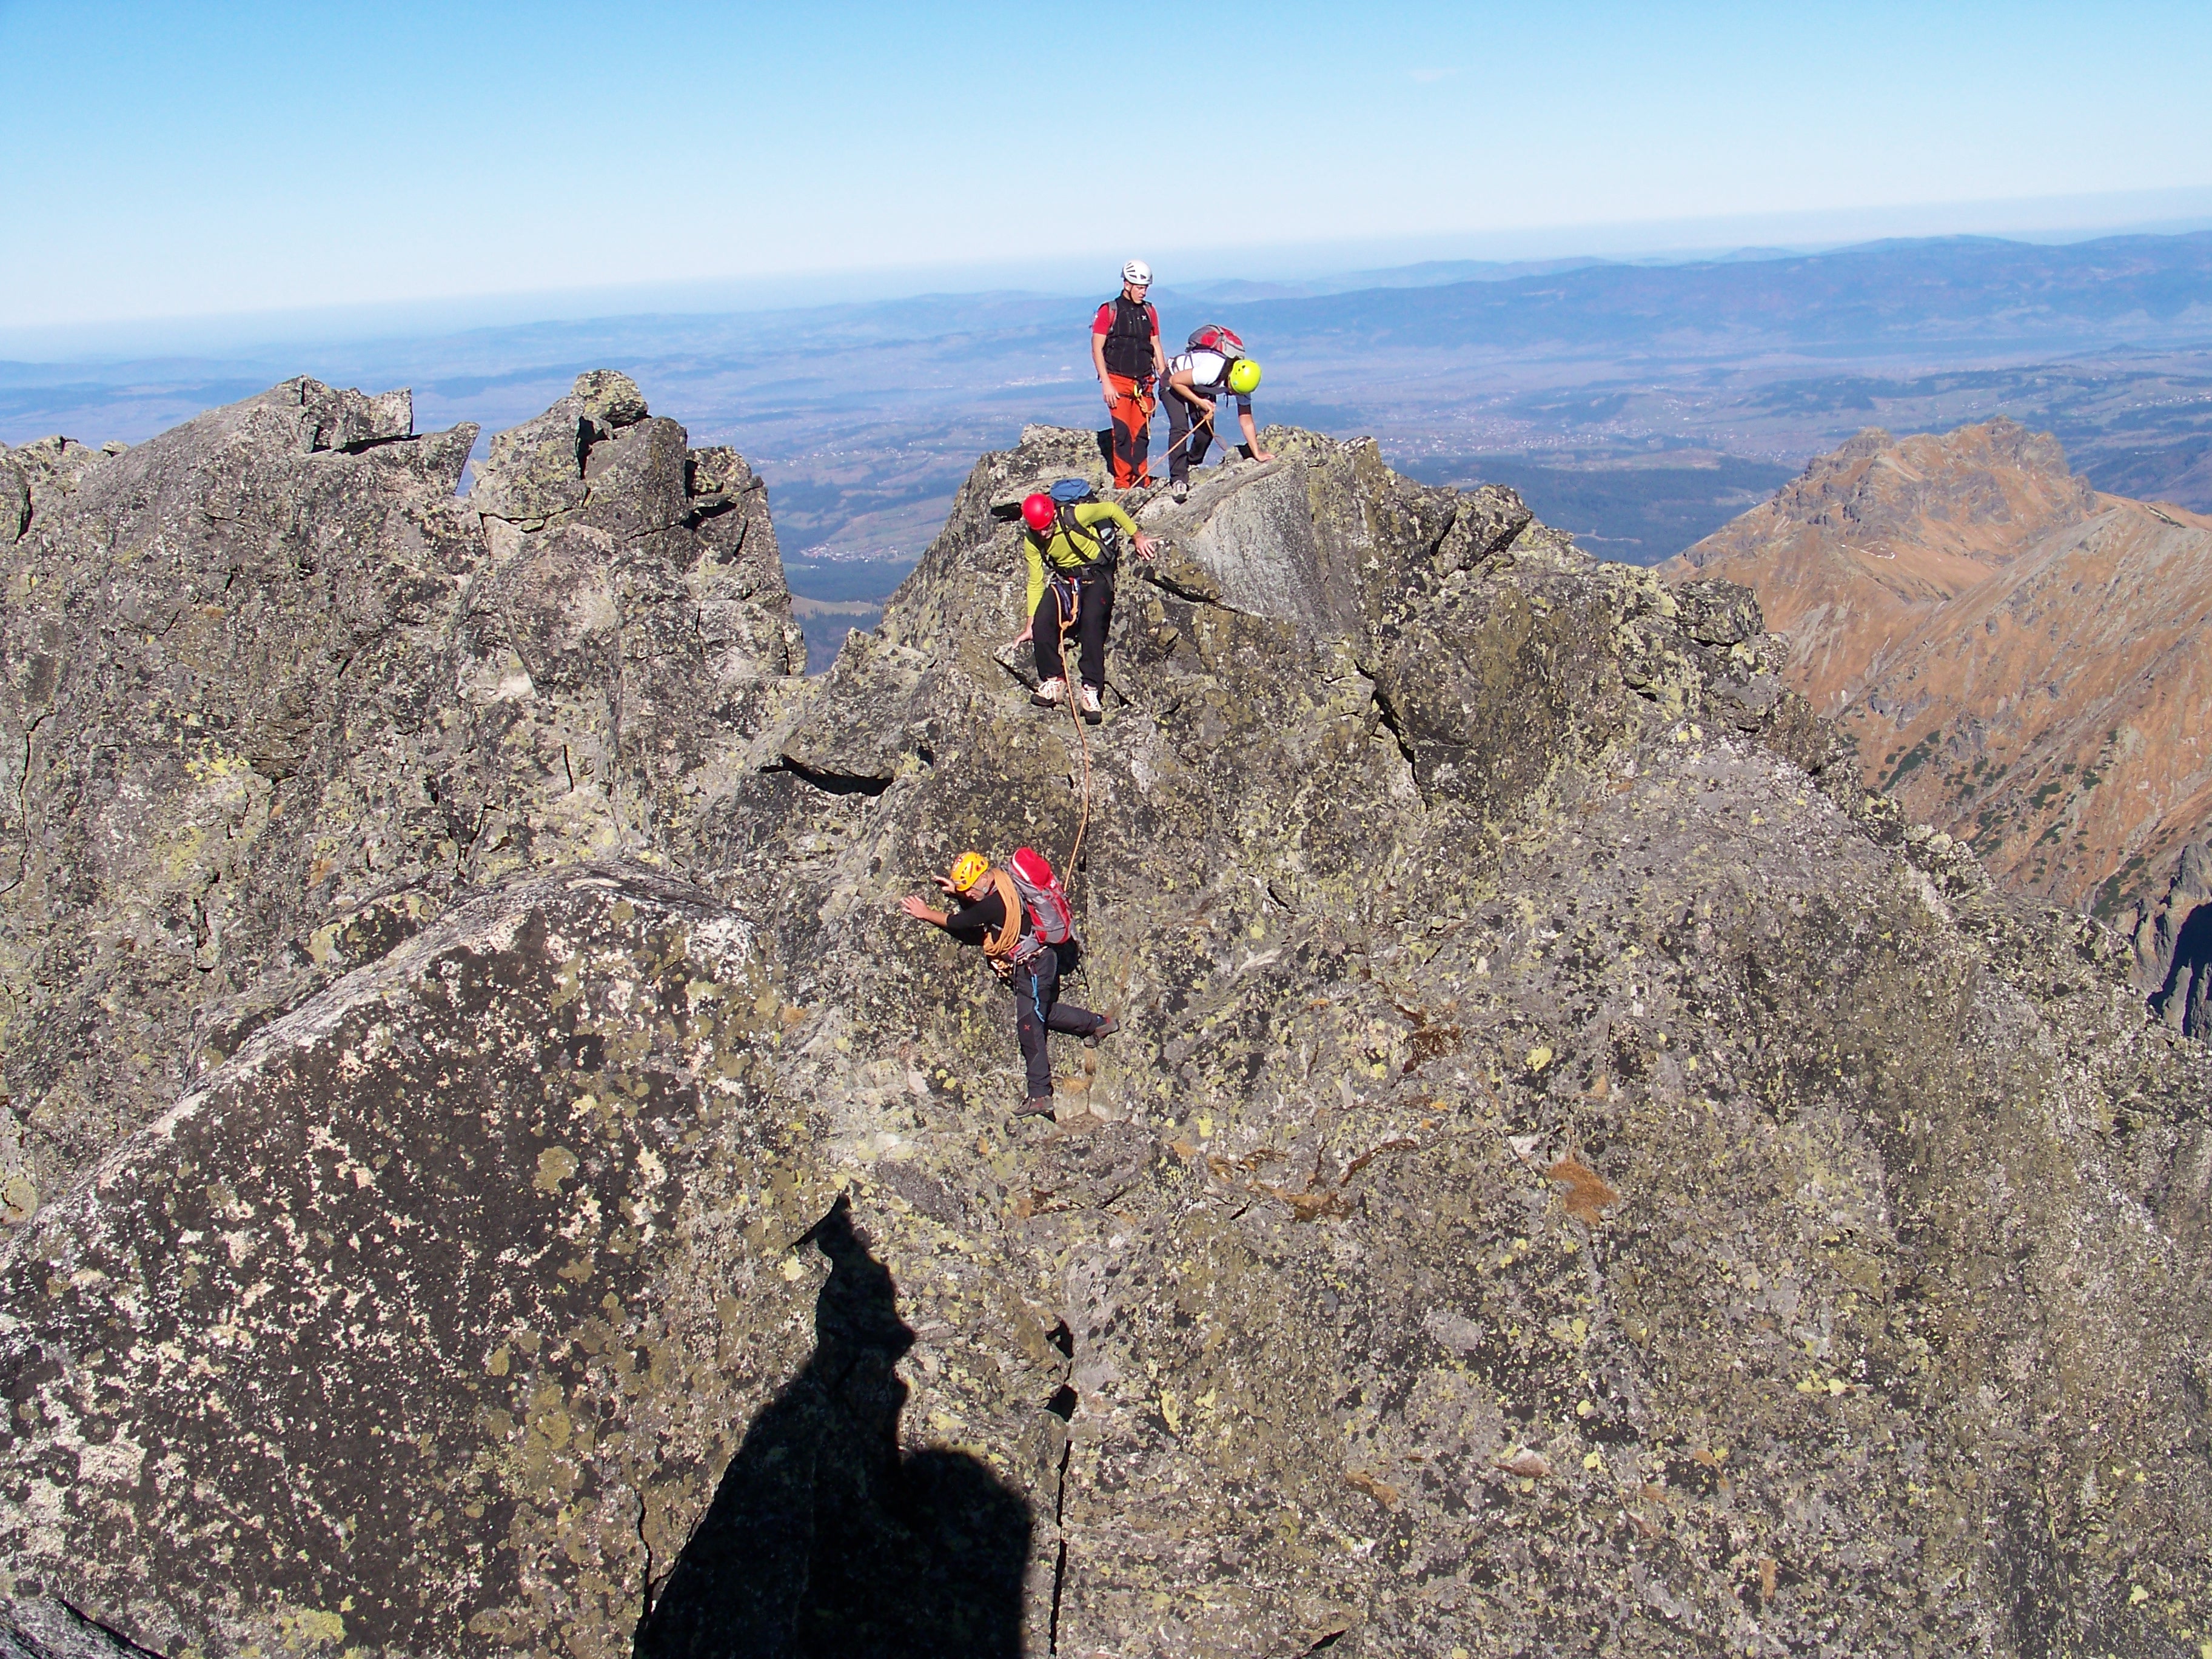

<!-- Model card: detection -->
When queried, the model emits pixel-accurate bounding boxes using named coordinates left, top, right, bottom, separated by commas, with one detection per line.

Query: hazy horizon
left=9, top=187, right=2212, bottom=363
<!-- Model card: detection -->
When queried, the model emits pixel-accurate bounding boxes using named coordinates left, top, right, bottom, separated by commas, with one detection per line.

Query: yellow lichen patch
left=534, top=1146, right=579, bottom=1195
left=276, top=1607, right=346, bottom=1651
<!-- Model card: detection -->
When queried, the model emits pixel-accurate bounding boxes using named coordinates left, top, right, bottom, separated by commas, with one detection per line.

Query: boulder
left=0, top=868, right=819, bottom=1657
left=574, top=369, right=650, bottom=430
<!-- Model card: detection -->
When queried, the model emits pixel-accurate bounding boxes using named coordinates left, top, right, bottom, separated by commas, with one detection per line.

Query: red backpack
left=1008, top=846, right=1076, bottom=945
left=1186, top=323, right=1245, bottom=357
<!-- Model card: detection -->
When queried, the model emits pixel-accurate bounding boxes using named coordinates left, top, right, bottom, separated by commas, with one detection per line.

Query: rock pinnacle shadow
left=635, top=1195, right=1031, bottom=1658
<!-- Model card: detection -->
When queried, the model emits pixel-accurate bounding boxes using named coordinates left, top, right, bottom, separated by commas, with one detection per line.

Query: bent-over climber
left=1012, top=484, right=1156, bottom=723
left=899, top=850, right=1116, bottom=1117
left=1163, top=324, right=1272, bottom=501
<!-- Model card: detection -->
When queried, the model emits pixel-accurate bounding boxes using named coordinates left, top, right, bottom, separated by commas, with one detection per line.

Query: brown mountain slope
left=1665, top=418, right=2212, bottom=923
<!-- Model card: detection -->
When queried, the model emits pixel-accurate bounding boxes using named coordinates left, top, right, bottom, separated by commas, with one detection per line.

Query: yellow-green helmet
left=948, top=851, right=990, bottom=891
left=1227, top=357, right=1262, bottom=395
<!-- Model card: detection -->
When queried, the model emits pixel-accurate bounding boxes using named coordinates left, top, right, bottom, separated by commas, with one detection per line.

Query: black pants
left=1165, top=396, right=1216, bottom=484
left=1032, top=569, right=1113, bottom=691
left=1011, top=945, right=1101, bottom=1100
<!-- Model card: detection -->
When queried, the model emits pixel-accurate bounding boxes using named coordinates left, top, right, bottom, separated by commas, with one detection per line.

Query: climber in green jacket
left=1012, top=486, right=1156, bottom=723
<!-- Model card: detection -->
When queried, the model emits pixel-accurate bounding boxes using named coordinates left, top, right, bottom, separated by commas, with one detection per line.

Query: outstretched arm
left=1023, top=532, right=1048, bottom=618
left=1238, top=407, right=1274, bottom=463
left=900, top=874, right=961, bottom=927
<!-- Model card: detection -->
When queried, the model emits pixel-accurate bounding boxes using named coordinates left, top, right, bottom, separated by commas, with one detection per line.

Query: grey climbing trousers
left=1012, top=945, right=1102, bottom=1099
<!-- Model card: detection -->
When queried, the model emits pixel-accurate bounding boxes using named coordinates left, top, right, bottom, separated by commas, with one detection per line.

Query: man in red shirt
left=1090, top=259, right=1165, bottom=490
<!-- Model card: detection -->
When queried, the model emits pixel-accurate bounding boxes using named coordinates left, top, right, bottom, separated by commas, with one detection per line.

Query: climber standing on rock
left=1091, top=260, right=1165, bottom=490
left=1011, top=482, right=1156, bottom=723
left=900, top=850, right=1116, bottom=1118
left=1163, top=324, right=1272, bottom=501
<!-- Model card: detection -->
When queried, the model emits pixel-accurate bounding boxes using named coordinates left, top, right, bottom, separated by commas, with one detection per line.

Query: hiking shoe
left=1078, top=684, right=1102, bottom=723
left=1084, top=1015, right=1119, bottom=1048
left=1032, top=677, right=1067, bottom=707
left=1016, top=1095, right=1056, bottom=1118
left=1170, top=479, right=1189, bottom=503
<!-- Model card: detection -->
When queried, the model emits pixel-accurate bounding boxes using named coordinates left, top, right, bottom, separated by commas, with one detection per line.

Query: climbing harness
left=1050, top=571, right=1083, bottom=632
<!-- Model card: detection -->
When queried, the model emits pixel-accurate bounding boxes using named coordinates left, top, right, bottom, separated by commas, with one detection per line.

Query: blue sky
left=6, top=0, right=2212, bottom=331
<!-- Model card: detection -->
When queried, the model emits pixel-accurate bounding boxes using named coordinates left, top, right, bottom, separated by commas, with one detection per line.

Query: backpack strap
left=1055, top=503, right=1106, bottom=565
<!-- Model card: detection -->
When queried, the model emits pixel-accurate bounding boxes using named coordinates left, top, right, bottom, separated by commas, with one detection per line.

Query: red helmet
left=1021, top=493, right=1056, bottom=534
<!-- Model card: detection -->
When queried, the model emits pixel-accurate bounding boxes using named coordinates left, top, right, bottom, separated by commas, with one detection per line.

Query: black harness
left=1053, top=503, right=1118, bottom=572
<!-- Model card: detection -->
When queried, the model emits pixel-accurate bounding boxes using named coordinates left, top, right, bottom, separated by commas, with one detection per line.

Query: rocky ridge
left=2, top=384, right=2209, bottom=1658
left=0, top=373, right=801, bottom=1225
left=1667, top=418, right=2212, bottom=1028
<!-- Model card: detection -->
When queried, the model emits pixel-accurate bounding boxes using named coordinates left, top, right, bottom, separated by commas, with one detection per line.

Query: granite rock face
left=0, top=374, right=803, bottom=1225
left=4, top=409, right=2211, bottom=1658
left=3, top=868, right=814, bottom=1656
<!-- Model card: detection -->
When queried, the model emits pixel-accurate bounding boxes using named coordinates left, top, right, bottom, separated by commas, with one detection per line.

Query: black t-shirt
left=943, top=886, right=1013, bottom=948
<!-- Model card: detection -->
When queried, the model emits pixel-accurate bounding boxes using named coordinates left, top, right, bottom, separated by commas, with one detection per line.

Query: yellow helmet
left=948, top=851, right=990, bottom=891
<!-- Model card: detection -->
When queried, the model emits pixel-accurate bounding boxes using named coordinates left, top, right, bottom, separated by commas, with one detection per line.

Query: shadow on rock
left=636, top=1196, right=1031, bottom=1658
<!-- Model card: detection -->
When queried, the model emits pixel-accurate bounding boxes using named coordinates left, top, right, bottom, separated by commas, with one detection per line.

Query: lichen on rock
left=4, top=401, right=2210, bottom=1658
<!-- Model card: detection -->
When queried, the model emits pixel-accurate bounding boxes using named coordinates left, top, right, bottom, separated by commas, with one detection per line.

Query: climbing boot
left=1016, top=1095, right=1056, bottom=1117
left=1084, top=1015, right=1119, bottom=1048
left=1078, top=683, right=1102, bottom=724
left=1170, top=478, right=1189, bottom=503
left=1032, top=677, right=1067, bottom=708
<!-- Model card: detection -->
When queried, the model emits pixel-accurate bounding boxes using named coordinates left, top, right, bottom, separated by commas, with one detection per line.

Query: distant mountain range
left=5, top=231, right=2211, bottom=568
left=1208, top=232, right=2212, bottom=355
left=1667, top=419, right=2212, bottom=978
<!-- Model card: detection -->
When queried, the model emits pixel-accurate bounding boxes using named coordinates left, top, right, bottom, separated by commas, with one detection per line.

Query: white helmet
left=1121, top=258, right=1152, bottom=286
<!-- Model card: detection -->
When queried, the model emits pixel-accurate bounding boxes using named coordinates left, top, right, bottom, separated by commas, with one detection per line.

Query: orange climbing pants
left=1104, top=373, right=1155, bottom=489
